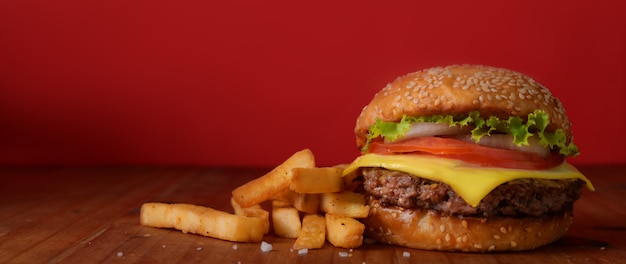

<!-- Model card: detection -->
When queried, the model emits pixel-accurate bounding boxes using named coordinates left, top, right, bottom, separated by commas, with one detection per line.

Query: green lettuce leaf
left=362, top=110, right=579, bottom=157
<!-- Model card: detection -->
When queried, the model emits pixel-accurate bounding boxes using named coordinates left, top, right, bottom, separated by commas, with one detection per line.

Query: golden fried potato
left=232, top=149, right=315, bottom=208
left=291, top=167, right=343, bottom=193
left=140, top=202, right=265, bottom=242
left=271, top=201, right=301, bottom=239
left=230, top=197, right=270, bottom=234
left=320, top=191, right=369, bottom=218
left=293, top=214, right=326, bottom=250
left=272, top=188, right=320, bottom=215
left=292, top=193, right=320, bottom=215
left=325, top=213, right=364, bottom=248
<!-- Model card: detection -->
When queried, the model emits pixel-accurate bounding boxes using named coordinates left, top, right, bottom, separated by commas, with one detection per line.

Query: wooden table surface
left=1, top=165, right=625, bottom=263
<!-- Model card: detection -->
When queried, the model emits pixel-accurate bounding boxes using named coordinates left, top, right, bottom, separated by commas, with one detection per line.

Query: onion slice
left=387, top=122, right=473, bottom=143
left=455, top=134, right=551, bottom=158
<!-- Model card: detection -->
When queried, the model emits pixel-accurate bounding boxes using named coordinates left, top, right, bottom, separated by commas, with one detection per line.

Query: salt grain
left=338, top=252, right=350, bottom=257
left=297, top=248, right=308, bottom=255
left=116, top=252, right=123, bottom=257
left=403, top=251, right=411, bottom=257
left=232, top=244, right=238, bottom=250
left=196, top=247, right=202, bottom=251
left=260, top=241, right=273, bottom=252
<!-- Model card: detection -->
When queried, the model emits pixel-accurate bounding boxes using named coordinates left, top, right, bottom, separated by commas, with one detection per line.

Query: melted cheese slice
left=342, top=154, right=594, bottom=207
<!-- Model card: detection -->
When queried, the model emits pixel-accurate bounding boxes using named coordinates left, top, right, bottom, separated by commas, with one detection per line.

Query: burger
left=342, top=65, right=594, bottom=252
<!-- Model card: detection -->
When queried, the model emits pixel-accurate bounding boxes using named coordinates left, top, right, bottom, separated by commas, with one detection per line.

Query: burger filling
left=361, top=167, right=584, bottom=218
left=363, top=110, right=579, bottom=158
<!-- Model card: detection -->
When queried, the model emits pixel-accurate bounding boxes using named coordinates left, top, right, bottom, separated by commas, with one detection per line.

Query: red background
left=1, top=0, right=625, bottom=167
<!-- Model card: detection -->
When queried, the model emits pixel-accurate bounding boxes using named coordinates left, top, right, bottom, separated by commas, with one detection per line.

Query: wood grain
left=1, top=165, right=624, bottom=263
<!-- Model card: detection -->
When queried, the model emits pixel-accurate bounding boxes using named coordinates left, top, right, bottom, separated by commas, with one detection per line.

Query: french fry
left=272, top=188, right=320, bottom=215
left=272, top=187, right=298, bottom=203
left=232, top=149, right=315, bottom=208
left=140, top=202, right=265, bottom=242
left=140, top=149, right=374, bottom=250
left=271, top=201, right=301, bottom=238
left=292, top=193, right=320, bottom=215
left=340, top=168, right=362, bottom=191
left=230, top=197, right=270, bottom=234
left=320, top=191, right=369, bottom=218
left=293, top=214, right=326, bottom=250
left=291, top=167, right=343, bottom=193
left=325, top=213, right=365, bottom=248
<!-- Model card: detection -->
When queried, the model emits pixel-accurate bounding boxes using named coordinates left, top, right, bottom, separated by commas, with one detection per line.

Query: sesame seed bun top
left=355, top=65, right=573, bottom=149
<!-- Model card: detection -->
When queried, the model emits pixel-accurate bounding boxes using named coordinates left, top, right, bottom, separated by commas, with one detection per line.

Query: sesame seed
left=488, top=245, right=496, bottom=251
left=445, top=234, right=451, bottom=242
left=500, top=227, right=507, bottom=234
left=510, top=241, right=517, bottom=247
left=493, top=235, right=501, bottom=240
left=462, top=220, right=468, bottom=229
left=439, top=225, right=446, bottom=233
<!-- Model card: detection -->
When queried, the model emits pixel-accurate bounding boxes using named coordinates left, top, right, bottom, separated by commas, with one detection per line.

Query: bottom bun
left=363, top=198, right=573, bottom=252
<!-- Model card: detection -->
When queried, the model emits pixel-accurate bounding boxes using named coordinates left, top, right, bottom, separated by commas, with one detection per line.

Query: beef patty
left=361, top=168, right=584, bottom=217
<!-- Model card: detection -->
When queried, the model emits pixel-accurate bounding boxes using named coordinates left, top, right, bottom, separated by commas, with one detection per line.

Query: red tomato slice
left=367, top=137, right=564, bottom=170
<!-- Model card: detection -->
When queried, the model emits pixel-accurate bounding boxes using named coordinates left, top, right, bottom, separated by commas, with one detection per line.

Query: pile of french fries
left=140, top=149, right=369, bottom=249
